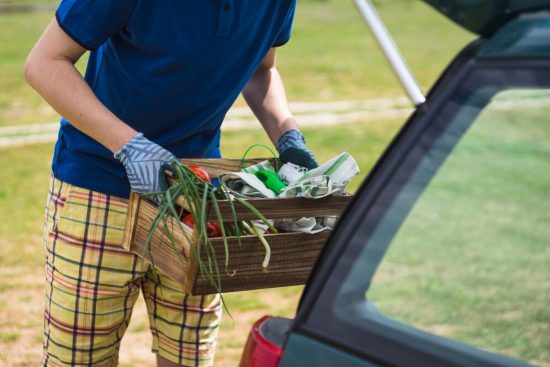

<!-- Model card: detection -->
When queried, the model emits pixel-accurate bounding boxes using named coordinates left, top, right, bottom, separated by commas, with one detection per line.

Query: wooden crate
left=122, top=158, right=352, bottom=294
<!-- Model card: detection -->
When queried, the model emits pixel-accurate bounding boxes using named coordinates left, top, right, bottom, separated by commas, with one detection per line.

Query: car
left=239, top=1, right=550, bottom=366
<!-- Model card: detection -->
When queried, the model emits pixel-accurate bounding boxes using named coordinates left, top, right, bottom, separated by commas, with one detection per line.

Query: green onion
left=143, top=160, right=272, bottom=294
left=242, top=221, right=272, bottom=271
left=234, top=197, right=278, bottom=233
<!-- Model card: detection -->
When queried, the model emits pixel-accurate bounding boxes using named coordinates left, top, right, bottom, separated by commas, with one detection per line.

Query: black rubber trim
left=55, top=11, right=97, bottom=51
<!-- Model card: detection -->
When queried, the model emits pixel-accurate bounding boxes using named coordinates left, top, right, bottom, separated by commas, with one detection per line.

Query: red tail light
left=239, top=316, right=283, bottom=367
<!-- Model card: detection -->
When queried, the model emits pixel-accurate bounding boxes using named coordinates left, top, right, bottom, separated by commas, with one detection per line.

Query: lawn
left=369, top=91, right=550, bottom=366
left=0, top=0, right=474, bottom=126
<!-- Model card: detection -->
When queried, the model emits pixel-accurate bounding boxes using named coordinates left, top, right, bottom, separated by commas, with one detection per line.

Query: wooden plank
left=166, top=158, right=353, bottom=220
left=122, top=192, right=141, bottom=252
left=175, top=158, right=277, bottom=178
left=208, top=195, right=352, bottom=221
left=170, top=192, right=351, bottom=221
left=129, top=197, right=199, bottom=292
left=192, top=231, right=331, bottom=294
left=166, top=177, right=352, bottom=221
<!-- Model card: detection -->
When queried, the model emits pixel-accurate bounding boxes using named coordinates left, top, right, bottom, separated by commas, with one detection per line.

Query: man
left=25, top=1, right=317, bottom=366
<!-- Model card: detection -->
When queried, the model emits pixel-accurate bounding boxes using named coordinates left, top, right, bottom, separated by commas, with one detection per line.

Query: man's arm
left=242, top=48, right=318, bottom=168
left=24, top=18, right=137, bottom=153
left=242, top=48, right=298, bottom=144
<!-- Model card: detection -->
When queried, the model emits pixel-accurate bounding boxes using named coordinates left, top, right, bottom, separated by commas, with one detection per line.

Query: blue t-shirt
left=53, top=0, right=296, bottom=198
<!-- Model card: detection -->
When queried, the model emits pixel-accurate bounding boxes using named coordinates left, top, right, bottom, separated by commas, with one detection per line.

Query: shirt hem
left=273, top=37, right=290, bottom=47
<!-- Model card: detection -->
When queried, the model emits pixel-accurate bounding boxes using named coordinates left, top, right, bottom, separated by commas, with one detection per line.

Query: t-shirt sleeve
left=56, top=0, right=136, bottom=51
left=273, top=1, right=297, bottom=47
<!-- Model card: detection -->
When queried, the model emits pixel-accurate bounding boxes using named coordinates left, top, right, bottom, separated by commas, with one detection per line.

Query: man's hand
left=276, top=129, right=318, bottom=169
left=114, top=133, right=177, bottom=194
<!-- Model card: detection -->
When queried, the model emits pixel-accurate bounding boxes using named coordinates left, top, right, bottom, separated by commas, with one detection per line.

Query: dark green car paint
left=479, top=14, right=550, bottom=57
left=279, top=334, right=381, bottom=367
left=423, top=0, right=550, bottom=36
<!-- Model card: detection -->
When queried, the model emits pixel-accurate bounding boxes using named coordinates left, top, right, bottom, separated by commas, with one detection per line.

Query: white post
left=354, top=0, right=426, bottom=106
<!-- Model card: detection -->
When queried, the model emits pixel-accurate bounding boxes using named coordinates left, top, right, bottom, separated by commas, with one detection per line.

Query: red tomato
left=182, top=214, right=222, bottom=238
left=181, top=213, right=195, bottom=228
left=207, top=221, right=222, bottom=237
left=188, top=164, right=211, bottom=183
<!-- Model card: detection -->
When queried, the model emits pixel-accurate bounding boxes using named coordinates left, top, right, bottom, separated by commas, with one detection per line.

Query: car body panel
left=423, top=0, right=550, bottom=36
left=279, top=333, right=382, bottom=367
left=479, top=13, right=550, bottom=57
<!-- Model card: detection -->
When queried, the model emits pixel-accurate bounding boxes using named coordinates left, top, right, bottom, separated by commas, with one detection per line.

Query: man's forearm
left=25, top=19, right=137, bottom=153
left=242, top=60, right=297, bottom=144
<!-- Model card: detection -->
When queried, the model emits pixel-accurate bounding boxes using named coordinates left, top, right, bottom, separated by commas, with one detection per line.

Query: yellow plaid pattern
left=42, top=176, right=221, bottom=367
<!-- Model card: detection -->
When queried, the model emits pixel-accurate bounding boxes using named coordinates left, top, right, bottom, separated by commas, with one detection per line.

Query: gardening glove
left=276, top=129, right=318, bottom=170
left=114, top=132, right=177, bottom=194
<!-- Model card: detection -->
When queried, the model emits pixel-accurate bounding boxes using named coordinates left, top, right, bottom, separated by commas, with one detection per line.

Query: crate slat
left=123, top=193, right=199, bottom=292
left=209, top=195, right=351, bottom=221
left=172, top=193, right=351, bottom=221
left=194, top=231, right=330, bottom=293
left=167, top=158, right=352, bottom=221
left=174, top=158, right=277, bottom=178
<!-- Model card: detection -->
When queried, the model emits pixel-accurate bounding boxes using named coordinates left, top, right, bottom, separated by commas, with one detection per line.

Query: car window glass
left=361, top=89, right=550, bottom=365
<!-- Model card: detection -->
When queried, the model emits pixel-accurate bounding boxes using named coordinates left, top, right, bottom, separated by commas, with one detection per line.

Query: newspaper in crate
left=220, top=152, right=359, bottom=199
left=219, top=152, right=360, bottom=233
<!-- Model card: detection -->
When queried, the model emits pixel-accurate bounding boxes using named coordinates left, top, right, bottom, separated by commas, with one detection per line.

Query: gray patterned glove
left=276, top=129, right=318, bottom=170
left=114, top=132, right=177, bottom=194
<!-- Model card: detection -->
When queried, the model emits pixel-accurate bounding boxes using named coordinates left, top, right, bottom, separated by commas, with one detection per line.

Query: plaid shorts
left=41, top=176, right=222, bottom=367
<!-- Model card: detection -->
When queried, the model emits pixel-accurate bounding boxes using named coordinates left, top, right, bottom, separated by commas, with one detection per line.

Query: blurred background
left=0, top=0, right=547, bottom=366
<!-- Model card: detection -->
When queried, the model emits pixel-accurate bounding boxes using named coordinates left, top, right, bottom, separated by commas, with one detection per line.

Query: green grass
left=0, top=11, right=52, bottom=126
left=0, top=10, right=88, bottom=126
left=0, top=0, right=56, bottom=4
left=0, top=332, right=20, bottom=343
left=0, top=0, right=473, bottom=126
left=281, top=0, right=473, bottom=100
left=368, top=91, right=550, bottom=365
left=0, top=142, right=52, bottom=266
